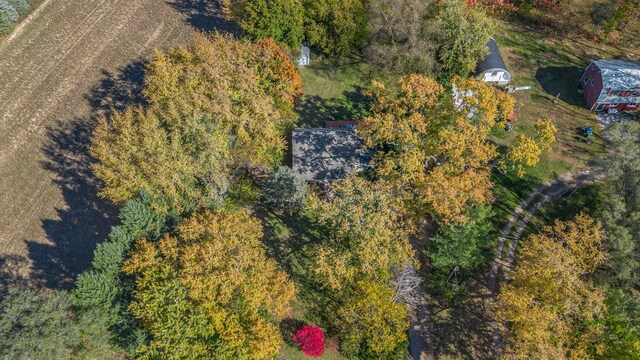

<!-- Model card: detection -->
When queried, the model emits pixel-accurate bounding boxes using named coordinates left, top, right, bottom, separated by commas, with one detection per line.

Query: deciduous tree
left=433, top=0, right=494, bottom=82
left=92, top=34, right=302, bottom=210
left=496, top=214, right=608, bottom=359
left=337, top=280, right=409, bottom=358
left=308, top=175, right=416, bottom=290
left=123, top=210, right=296, bottom=359
left=222, top=0, right=304, bottom=49
left=359, top=75, right=520, bottom=222
left=427, top=205, right=493, bottom=287
left=303, top=0, right=370, bottom=56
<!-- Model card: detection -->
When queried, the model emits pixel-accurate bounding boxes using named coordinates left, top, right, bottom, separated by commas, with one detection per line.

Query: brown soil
left=0, top=0, right=233, bottom=290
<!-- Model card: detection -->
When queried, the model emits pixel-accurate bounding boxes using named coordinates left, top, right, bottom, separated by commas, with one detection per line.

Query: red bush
left=293, top=325, right=325, bottom=357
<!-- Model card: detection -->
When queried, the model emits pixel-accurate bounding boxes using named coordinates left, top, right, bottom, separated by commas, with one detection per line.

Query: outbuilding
left=473, top=38, right=511, bottom=85
left=298, top=42, right=310, bottom=66
left=579, top=60, right=640, bottom=112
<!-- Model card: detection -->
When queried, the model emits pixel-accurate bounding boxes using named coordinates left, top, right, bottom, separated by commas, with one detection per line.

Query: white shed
left=298, top=43, right=310, bottom=66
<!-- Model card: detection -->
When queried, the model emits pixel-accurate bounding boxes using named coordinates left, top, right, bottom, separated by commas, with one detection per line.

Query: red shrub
left=293, top=325, right=325, bottom=357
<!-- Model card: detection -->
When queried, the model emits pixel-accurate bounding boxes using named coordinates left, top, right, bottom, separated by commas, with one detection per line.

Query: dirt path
left=0, top=0, right=229, bottom=290
left=486, top=171, right=597, bottom=352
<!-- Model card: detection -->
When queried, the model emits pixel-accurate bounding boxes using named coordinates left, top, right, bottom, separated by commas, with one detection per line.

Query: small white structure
left=298, top=42, right=310, bottom=66
left=473, top=38, right=511, bottom=86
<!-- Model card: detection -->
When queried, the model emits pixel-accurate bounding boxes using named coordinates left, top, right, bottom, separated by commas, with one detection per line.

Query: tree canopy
left=497, top=214, right=608, bottom=359
left=303, top=0, right=370, bottom=56
left=222, top=0, right=305, bottom=48
left=122, top=210, right=296, bottom=359
left=359, top=75, right=526, bottom=222
left=91, top=34, right=302, bottom=211
left=594, top=121, right=640, bottom=288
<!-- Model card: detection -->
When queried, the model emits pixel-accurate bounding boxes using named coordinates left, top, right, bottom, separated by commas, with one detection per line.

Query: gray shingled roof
left=474, top=38, right=508, bottom=76
left=594, top=60, right=640, bottom=90
left=292, top=128, right=368, bottom=181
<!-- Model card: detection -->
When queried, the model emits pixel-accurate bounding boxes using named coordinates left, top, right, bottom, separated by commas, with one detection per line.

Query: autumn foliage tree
left=337, top=280, right=410, bottom=358
left=122, top=210, right=296, bottom=359
left=308, top=175, right=413, bottom=356
left=361, top=75, right=510, bottom=222
left=308, top=175, right=416, bottom=290
left=91, top=34, right=301, bottom=211
left=496, top=214, right=609, bottom=359
left=293, top=325, right=325, bottom=357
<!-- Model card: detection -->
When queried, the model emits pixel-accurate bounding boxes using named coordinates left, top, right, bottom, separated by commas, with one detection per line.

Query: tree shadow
left=279, top=318, right=306, bottom=347
left=256, top=208, right=340, bottom=329
left=295, top=87, right=371, bottom=128
left=87, top=60, right=147, bottom=117
left=0, top=255, right=40, bottom=297
left=29, top=61, right=147, bottom=290
left=167, top=0, right=238, bottom=34
left=535, top=66, right=586, bottom=107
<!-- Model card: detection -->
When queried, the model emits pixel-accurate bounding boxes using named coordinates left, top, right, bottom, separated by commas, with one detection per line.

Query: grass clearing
left=256, top=208, right=347, bottom=360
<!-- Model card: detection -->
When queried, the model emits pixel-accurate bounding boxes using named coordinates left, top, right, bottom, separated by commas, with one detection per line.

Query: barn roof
left=474, top=38, right=508, bottom=76
left=593, top=60, right=640, bottom=90
left=292, top=128, right=368, bottom=181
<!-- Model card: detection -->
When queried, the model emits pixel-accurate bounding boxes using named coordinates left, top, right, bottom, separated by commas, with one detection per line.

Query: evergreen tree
left=74, top=190, right=173, bottom=353
left=594, top=121, right=640, bottom=288
left=7, top=0, right=28, bottom=14
left=0, top=288, right=122, bottom=359
left=261, top=165, right=307, bottom=214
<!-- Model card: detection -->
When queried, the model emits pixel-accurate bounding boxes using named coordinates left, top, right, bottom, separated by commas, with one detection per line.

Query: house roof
left=292, top=128, right=368, bottom=181
left=474, top=38, right=508, bottom=76
left=593, top=60, right=640, bottom=90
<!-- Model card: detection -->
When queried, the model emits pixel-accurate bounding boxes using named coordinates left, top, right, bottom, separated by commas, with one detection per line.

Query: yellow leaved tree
left=496, top=214, right=608, bottom=359
left=91, top=33, right=301, bottom=211
left=359, top=75, right=555, bottom=222
left=122, top=210, right=296, bottom=360
left=308, top=175, right=416, bottom=290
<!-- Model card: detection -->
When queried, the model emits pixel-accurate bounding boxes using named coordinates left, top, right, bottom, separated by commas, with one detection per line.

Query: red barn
left=579, top=60, right=640, bottom=112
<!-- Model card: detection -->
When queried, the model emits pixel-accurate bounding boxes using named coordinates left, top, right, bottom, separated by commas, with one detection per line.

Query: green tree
left=222, top=0, right=304, bottom=48
left=427, top=205, right=493, bottom=287
left=261, top=165, right=308, bottom=214
left=0, top=288, right=122, bottom=359
left=74, top=190, right=172, bottom=352
left=433, top=0, right=494, bottom=82
left=594, top=121, right=640, bottom=288
left=600, top=288, right=640, bottom=359
left=123, top=210, right=296, bottom=359
left=303, top=0, right=370, bottom=56
left=0, top=10, right=14, bottom=35
left=337, top=280, right=409, bottom=358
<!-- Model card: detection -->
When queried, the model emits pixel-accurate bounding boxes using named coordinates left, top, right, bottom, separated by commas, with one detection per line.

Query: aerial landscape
left=0, top=0, right=638, bottom=358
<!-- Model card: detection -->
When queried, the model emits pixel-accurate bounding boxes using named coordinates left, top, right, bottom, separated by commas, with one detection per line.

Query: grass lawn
left=256, top=208, right=347, bottom=360
left=489, top=20, right=639, bottom=227
left=296, top=57, right=383, bottom=127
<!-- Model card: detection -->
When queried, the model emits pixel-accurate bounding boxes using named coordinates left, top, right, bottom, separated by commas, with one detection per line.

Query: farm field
left=0, top=0, right=233, bottom=290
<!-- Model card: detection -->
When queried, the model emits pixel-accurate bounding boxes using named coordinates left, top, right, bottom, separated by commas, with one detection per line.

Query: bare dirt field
left=0, top=0, right=233, bottom=290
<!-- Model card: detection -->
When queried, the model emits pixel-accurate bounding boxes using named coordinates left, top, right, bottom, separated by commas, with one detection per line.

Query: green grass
left=486, top=20, right=637, bottom=229
left=296, top=58, right=381, bottom=127
left=256, top=208, right=347, bottom=360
